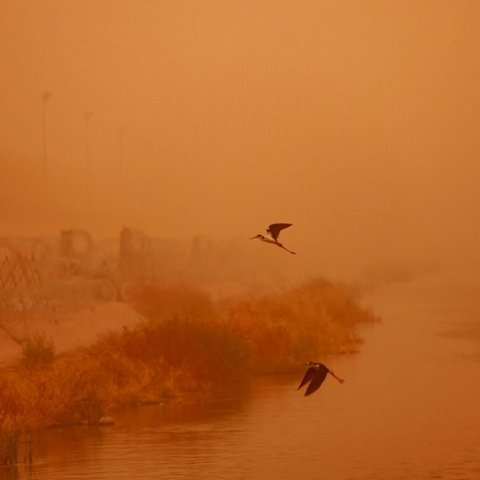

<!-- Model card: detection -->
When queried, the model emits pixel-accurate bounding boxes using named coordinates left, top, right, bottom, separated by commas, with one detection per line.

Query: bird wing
left=304, top=368, right=328, bottom=396
left=267, top=223, right=292, bottom=241
left=297, top=366, right=318, bottom=390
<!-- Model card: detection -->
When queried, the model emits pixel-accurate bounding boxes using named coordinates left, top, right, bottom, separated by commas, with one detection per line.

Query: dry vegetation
left=222, top=278, right=376, bottom=371
left=0, top=277, right=377, bottom=466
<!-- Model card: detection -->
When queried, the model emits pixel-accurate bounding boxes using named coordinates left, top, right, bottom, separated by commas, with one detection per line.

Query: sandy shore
left=0, top=302, right=144, bottom=365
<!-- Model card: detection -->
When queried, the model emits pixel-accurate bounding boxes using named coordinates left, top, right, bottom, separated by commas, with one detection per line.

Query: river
left=9, top=273, right=480, bottom=479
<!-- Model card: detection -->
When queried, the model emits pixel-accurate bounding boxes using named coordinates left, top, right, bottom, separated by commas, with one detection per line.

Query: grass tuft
left=21, top=333, right=55, bottom=368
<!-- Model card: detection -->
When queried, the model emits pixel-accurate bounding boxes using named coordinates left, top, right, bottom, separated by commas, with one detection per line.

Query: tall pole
left=118, top=126, right=125, bottom=219
left=84, top=110, right=93, bottom=215
left=42, top=91, right=52, bottom=203
left=145, top=137, right=154, bottom=213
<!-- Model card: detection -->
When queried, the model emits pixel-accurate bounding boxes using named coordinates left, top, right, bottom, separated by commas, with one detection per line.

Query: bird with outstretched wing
left=297, top=362, right=345, bottom=396
left=266, top=223, right=292, bottom=241
left=250, top=223, right=296, bottom=254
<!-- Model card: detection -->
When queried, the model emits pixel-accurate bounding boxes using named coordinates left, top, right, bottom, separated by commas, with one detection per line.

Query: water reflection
left=28, top=391, right=253, bottom=480
left=7, top=279, right=480, bottom=480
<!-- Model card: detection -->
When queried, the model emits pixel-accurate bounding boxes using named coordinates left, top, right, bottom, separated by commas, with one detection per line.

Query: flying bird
left=250, top=223, right=296, bottom=254
left=297, top=362, right=345, bottom=396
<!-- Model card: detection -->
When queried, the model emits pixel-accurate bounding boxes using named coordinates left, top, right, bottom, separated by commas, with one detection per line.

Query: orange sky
left=1, top=1, right=480, bottom=277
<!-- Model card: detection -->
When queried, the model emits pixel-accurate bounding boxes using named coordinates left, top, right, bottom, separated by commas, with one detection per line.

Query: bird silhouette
left=297, top=362, right=345, bottom=396
left=250, top=223, right=295, bottom=254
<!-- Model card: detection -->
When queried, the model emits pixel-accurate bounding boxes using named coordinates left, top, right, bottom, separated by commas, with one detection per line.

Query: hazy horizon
left=2, top=1, right=480, bottom=278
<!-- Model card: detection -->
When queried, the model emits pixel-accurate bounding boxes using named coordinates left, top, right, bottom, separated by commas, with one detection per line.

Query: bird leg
left=329, top=371, right=345, bottom=384
left=264, top=237, right=296, bottom=254
left=276, top=242, right=296, bottom=255
left=252, top=235, right=296, bottom=254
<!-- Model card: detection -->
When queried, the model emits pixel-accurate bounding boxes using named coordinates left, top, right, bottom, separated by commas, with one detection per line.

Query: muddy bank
left=0, top=302, right=144, bottom=365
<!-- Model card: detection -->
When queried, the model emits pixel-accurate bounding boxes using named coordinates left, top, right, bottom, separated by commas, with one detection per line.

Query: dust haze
left=2, top=1, right=480, bottom=281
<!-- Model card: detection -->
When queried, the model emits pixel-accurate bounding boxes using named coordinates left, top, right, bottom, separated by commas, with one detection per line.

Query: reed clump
left=130, top=282, right=214, bottom=321
left=0, top=421, right=20, bottom=467
left=220, top=278, right=378, bottom=371
left=21, top=333, right=56, bottom=368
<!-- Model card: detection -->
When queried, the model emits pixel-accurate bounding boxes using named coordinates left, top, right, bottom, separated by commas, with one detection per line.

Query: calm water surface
left=8, top=278, right=480, bottom=479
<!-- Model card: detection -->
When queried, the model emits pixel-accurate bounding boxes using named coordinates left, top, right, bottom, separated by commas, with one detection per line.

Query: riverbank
left=9, top=271, right=480, bottom=480
left=0, top=277, right=377, bottom=466
left=0, top=302, right=144, bottom=366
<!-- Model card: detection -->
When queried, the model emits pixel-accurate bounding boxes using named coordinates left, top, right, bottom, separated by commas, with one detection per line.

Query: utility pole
left=84, top=110, right=93, bottom=214
left=118, top=125, right=125, bottom=218
left=41, top=91, right=52, bottom=203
